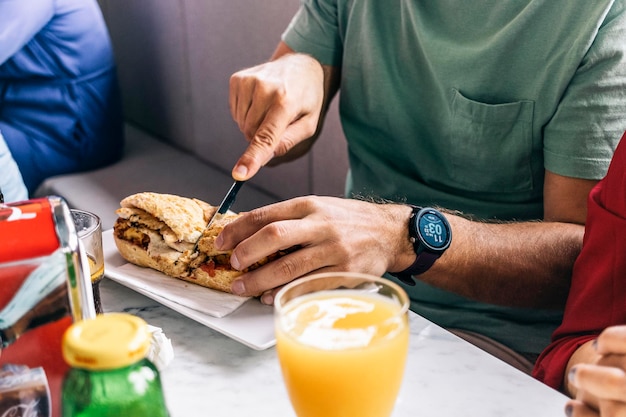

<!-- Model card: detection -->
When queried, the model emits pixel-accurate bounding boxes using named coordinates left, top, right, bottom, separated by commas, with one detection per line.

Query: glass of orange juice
left=274, top=272, right=410, bottom=417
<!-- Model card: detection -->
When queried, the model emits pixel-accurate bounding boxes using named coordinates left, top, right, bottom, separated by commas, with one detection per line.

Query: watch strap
left=390, top=250, right=439, bottom=286
left=390, top=205, right=449, bottom=286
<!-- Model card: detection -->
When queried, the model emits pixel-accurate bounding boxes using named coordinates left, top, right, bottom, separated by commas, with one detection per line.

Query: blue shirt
left=0, top=0, right=124, bottom=193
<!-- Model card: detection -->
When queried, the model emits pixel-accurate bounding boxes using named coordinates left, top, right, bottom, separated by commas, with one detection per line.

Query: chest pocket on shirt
left=446, top=89, right=535, bottom=193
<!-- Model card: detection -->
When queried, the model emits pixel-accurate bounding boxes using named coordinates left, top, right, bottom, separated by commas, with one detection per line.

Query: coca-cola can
left=0, top=196, right=95, bottom=417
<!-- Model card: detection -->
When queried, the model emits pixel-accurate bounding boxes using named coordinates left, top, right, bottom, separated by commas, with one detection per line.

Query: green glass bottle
left=61, top=313, right=170, bottom=417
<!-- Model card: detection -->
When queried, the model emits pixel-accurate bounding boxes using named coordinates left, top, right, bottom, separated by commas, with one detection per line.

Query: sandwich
left=113, top=192, right=282, bottom=294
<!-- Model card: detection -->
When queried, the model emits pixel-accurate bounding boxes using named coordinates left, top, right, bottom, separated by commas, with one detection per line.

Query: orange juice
left=86, top=254, right=104, bottom=314
left=276, top=291, right=409, bottom=417
left=86, top=254, right=104, bottom=283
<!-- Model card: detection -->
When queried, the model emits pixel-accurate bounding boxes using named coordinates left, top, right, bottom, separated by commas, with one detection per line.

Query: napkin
left=115, top=263, right=250, bottom=318
left=147, top=324, right=174, bottom=371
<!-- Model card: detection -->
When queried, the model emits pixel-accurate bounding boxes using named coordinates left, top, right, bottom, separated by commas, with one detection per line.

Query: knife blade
left=192, top=180, right=245, bottom=252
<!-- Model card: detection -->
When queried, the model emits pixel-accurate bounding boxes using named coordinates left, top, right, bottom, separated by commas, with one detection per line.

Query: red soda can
left=0, top=196, right=94, bottom=417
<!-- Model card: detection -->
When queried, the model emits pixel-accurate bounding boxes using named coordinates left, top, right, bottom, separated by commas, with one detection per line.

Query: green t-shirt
left=283, top=0, right=626, bottom=355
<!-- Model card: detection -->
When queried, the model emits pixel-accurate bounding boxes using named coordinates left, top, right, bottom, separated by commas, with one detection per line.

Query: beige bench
left=36, top=0, right=348, bottom=230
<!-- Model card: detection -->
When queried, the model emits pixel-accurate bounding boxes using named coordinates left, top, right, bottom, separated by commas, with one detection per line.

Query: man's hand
left=228, top=53, right=325, bottom=180
left=214, top=196, right=415, bottom=304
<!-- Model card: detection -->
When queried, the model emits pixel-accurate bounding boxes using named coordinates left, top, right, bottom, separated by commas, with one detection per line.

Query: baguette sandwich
left=113, top=192, right=282, bottom=294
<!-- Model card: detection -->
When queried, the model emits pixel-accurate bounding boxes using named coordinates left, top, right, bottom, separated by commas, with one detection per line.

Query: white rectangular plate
left=102, top=229, right=276, bottom=350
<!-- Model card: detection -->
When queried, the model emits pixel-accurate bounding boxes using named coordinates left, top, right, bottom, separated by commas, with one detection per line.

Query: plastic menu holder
left=0, top=196, right=94, bottom=417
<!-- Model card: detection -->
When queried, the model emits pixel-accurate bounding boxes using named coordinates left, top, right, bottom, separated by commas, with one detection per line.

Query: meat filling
left=115, top=220, right=150, bottom=250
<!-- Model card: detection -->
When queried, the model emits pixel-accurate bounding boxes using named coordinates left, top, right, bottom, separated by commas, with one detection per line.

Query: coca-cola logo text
left=1, top=399, right=42, bottom=417
left=0, top=207, right=36, bottom=223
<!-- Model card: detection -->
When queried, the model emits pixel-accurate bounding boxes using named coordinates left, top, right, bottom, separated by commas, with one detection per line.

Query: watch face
left=417, top=210, right=450, bottom=251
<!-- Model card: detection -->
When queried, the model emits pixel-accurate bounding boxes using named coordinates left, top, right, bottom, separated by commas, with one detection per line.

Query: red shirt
left=533, top=131, right=626, bottom=390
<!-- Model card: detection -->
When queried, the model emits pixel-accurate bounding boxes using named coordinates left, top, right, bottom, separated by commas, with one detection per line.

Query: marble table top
left=99, top=277, right=568, bottom=417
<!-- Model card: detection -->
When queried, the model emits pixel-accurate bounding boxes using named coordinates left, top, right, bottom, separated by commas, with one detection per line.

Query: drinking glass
left=274, top=272, right=410, bottom=417
left=70, top=209, right=104, bottom=314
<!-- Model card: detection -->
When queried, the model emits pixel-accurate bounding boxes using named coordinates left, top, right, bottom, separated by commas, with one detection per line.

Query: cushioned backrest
left=99, top=0, right=347, bottom=199
left=99, top=0, right=193, bottom=149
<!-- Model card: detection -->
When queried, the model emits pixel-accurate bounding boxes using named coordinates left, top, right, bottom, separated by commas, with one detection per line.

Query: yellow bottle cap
left=62, top=312, right=150, bottom=370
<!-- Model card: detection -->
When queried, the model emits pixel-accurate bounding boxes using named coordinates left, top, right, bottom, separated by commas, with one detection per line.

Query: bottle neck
left=64, top=359, right=170, bottom=416
left=76, top=358, right=153, bottom=373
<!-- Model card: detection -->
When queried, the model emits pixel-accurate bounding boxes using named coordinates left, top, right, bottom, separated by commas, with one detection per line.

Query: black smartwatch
left=391, top=206, right=452, bottom=286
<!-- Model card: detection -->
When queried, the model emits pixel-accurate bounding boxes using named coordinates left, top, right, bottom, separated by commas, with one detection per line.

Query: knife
left=192, top=180, right=245, bottom=252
